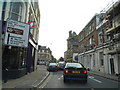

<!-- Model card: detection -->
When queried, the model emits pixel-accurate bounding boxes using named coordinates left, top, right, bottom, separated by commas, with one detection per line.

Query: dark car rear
left=58, top=61, right=66, bottom=70
left=47, top=63, right=58, bottom=72
left=63, top=63, right=88, bottom=83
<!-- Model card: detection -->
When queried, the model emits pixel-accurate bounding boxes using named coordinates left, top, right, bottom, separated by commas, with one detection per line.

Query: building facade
left=64, top=30, right=79, bottom=62
left=38, top=45, right=52, bottom=64
left=78, top=14, right=99, bottom=71
left=78, top=0, right=120, bottom=76
left=105, top=1, right=120, bottom=75
left=1, top=0, right=40, bottom=80
left=27, top=0, right=40, bottom=73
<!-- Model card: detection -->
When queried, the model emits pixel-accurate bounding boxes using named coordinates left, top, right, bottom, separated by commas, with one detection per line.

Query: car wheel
left=64, top=78, right=67, bottom=83
left=63, top=77, right=68, bottom=83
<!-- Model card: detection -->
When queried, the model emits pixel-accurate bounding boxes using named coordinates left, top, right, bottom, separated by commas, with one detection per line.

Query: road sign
left=4, top=19, right=30, bottom=47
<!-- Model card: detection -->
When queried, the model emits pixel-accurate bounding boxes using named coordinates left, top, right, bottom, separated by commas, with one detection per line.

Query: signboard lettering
left=4, top=19, right=30, bottom=47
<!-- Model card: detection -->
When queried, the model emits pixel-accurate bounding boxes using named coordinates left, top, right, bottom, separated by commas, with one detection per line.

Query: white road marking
left=58, top=75, right=63, bottom=80
left=39, top=74, right=51, bottom=88
left=58, top=78, right=61, bottom=80
left=91, top=88, right=95, bottom=90
left=92, top=78, right=102, bottom=83
left=88, top=76, right=102, bottom=83
left=88, top=76, right=94, bottom=79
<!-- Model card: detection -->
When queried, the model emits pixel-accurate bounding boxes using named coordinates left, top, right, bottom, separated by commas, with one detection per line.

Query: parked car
left=63, top=63, right=88, bottom=83
left=38, top=60, right=46, bottom=65
left=47, top=63, right=58, bottom=72
left=57, top=61, right=66, bottom=70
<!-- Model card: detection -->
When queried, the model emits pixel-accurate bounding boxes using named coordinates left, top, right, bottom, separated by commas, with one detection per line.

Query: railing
left=107, top=40, right=120, bottom=51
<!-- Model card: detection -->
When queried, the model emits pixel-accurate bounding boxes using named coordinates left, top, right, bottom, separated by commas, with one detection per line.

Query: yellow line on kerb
left=39, top=74, right=52, bottom=88
left=2, top=87, right=14, bottom=88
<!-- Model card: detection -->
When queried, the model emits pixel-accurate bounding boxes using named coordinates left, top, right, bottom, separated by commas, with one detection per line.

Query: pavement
left=88, top=70, right=119, bottom=82
left=2, top=65, right=50, bottom=89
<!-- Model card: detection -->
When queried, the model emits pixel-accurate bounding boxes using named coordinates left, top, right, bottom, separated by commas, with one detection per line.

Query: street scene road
left=2, top=65, right=119, bottom=89
left=1, top=0, right=120, bottom=90
left=39, top=69, right=118, bottom=89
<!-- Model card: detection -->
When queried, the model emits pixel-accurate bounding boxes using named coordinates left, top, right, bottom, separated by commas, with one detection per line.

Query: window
left=99, top=32, right=103, bottom=44
left=89, top=25, right=92, bottom=33
left=101, top=59, right=104, bottom=66
left=99, top=52, right=104, bottom=66
left=92, top=23, right=94, bottom=32
left=10, top=2, right=22, bottom=21
left=106, top=34, right=111, bottom=42
left=90, top=38, right=92, bottom=44
left=114, top=14, right=120, bottom=27
left=46, top=55, right=48, bottom=58
left=93, top=54, right=95, bottom=66
left=42, top=50, right=44, bottom=53
left=67, top=63, right=83, bottom=68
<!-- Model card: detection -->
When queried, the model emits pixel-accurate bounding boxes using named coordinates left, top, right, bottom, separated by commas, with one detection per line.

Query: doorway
left=110, top=58, right=115, bottom=75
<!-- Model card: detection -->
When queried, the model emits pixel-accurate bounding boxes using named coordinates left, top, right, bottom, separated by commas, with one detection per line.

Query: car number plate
left=72, top=71, right=80, bottom=73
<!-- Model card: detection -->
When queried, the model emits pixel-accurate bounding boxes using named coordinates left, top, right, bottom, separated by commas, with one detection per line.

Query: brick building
left=78, top=14, right=99, bottom=70
left=78, top=0, right=120, bottom=76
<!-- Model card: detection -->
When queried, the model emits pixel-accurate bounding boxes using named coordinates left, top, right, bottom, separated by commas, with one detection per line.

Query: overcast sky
left=38, top=0, right=114, bottom=59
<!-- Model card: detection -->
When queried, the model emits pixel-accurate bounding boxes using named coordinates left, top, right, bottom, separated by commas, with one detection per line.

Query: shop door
left=110, top=58, right=115, bottom=75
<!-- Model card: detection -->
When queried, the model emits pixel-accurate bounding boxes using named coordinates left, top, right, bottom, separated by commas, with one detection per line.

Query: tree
left=59, top=57, right=64, bottom=61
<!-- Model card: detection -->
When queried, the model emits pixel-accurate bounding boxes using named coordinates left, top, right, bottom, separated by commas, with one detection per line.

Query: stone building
left=1, top=0, right=40, bottom=80
left=38, top=45, right=52, bottom=64
left=64, top=30, right=79, bottom=62
left=64, top=51, right=68, bottom=61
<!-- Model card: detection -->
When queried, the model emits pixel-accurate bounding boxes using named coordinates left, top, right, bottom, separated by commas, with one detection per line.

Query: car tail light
left=84, top=70, right=87, bottom=74
left=57, top=65, right=60, bottom=67
left=64, top=70, right=69, bottom=73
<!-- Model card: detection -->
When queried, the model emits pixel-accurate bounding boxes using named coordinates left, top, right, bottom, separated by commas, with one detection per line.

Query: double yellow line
left=39, top=74, right=52, bottom=88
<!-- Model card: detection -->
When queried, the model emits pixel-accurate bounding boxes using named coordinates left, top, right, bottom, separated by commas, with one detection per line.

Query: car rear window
left=49, top=63, right=57, bottom=66
left=59, top=62, right=65, bottom=64
left=66, top=63, right=83, bottom=68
